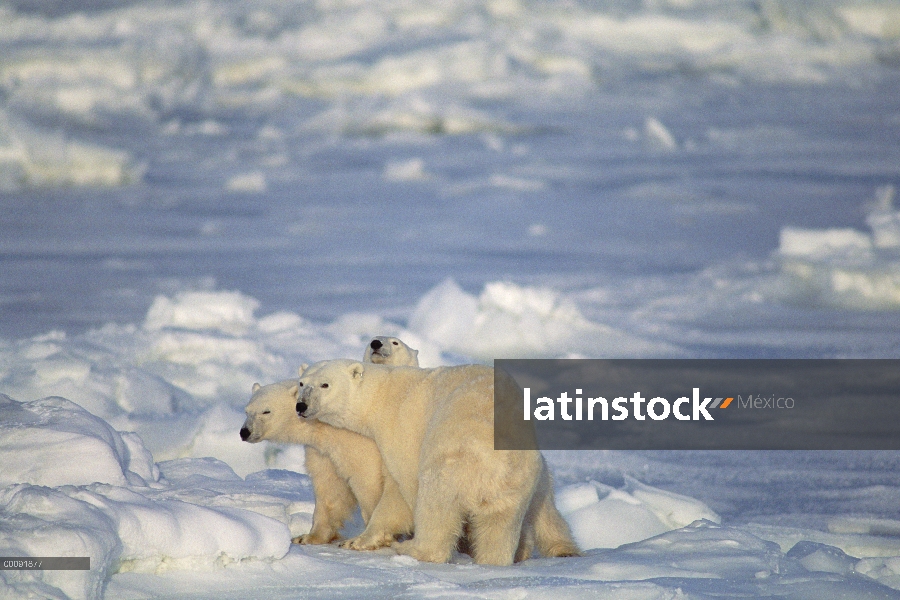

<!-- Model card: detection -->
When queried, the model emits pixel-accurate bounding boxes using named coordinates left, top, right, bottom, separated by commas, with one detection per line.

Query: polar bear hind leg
left=532, top=481, right=581, bottom=557
left=397, top=438, right=541, bottom=565
left=469, top=499, right=533, bottom=566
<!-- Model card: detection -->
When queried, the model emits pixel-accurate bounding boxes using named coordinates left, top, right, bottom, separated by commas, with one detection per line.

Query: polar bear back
left=306, top=362, right=493, bottom=435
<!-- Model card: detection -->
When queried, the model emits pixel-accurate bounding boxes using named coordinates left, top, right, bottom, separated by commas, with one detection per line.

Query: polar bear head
left=363, top=336, right=419, bottom=367
left=296, top=359, right=366, bottom=429
left=240, top=379, right=301, bottom=443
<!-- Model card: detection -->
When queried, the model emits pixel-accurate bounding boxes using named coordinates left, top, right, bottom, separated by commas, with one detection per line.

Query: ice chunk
left=857, top=555, right=900, bottom=590
left=786, top=541, right=857, bottom=575
left=0, top=396, right=292, bottom=597
left=557, top=479, right=719, bottom=550
left=612, top=520, right=784, bottom=581
left=779, top=227, right=873, bottom=259
left=144, top=291, right=260, bottom=336
left=644, top=117, right=678, bottom=151
left=623, top=476, right=721, bottom=530
left=178, top=403, right=272, bottom=478
left=67, top=485, right=291, bottom=572
left=408, top=278, right=479, bottom=351
left=410, top=278, right=600, bottom=358
left=0, top=111, right=138, bottom=191
left=409, top=278, right=674, bottom=359
left=774, top=192, right=900, bottom=310
left=866, top=185, right=900, bottom=249
left=226, top=172, right=267, bottom=193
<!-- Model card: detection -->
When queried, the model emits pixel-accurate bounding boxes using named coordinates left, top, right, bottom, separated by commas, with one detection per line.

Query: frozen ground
left=2, top=0, right=900, bottom=598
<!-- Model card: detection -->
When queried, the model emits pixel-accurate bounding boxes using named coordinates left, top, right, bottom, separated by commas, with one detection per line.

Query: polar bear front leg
left=340, top=471, right=413, bottom=550
left=392, top=478, right=465, bottom=563
left=294, top=446, right=356, bottom=544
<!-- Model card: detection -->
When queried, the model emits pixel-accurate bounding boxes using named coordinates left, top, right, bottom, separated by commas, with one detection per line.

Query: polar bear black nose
left=370, top=339, right=382, bottom=350
left=240, top=427, right=250, bottom=441
left=296, top=401, right=308, bottom=416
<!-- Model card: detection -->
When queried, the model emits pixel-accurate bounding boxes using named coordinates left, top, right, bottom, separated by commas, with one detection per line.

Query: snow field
left=2, top=285, right=900, bottom=598
left=1, top=0, right=900, bottom=597
left=1, top=0, right=899, bottom=192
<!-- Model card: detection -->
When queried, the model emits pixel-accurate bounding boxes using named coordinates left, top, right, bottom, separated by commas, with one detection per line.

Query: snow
left=2, top=0, right=900, bottom=597
left=776, top=186, right=900, bottom=310
left=0, top=396, right=292, bottom=599
left=3, top=292, right=900, bottom=599
left=0, top=395, right=156, bottom=488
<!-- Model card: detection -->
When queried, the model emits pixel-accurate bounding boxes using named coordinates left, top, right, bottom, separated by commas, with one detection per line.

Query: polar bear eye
left=392, top=341, right=399, bottom=345
left=262, top=410, right=271, bottom=415
left=298, top=382, right=303, bottom=387
left=320, top=383, right=329, bottom=389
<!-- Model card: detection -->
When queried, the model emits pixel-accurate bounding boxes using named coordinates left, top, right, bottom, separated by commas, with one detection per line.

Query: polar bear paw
left=293, top=532, right=339, bottom=545
left=392, top=539, right=452, bottom=564
left=339, top=530, right=395, bottom=551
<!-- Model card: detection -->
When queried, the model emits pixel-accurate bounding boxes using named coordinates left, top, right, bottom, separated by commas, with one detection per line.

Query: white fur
left=363, top=336, right=419, bottom=367
left=297, top=360, right=579, bottom=565
left=241, top=379, right=412, bottom=547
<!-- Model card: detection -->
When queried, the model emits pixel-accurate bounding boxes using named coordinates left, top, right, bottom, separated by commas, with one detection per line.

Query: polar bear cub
left=364, top=336, right=419, bottom=367
left=296, top=360, right=580, bottom=565
left=241, top=379, right=389, bottom=544
left=240, top=337, right=420, bottom=546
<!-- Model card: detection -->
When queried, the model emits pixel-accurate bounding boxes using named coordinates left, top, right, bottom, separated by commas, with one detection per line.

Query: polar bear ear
left=349, top=362, right=365, bottom=380
left=252, top=382, right=261, bottom=393
left=298, top=363, right=309, bottom=376
left=289, top=384, right=299, bottom=399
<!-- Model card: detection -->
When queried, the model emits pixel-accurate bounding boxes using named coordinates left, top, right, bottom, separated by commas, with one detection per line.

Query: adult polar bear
left=240, top=336, right=418, bottom=546
left=296, top=360, right=579, bottom=565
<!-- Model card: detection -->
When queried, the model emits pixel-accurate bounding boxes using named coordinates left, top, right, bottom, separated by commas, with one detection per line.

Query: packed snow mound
left=0, top=394, right=158, bottom=488
left=96, top=519, right=900, bottom=599
left=408, top=278, right=678, bottom=359
left=0, top=484, right=121, bottom=600
left=0, top=395, right=297, bottom=600
left=776, top=186, right=900, bottom=310
left=556, top=477, right=720, bottom=550
left=144, top=291, right=261, bottom=336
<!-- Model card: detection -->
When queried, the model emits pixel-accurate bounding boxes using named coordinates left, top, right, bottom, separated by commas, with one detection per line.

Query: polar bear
left=240, top=379, right=412, bottom=550
left=364, top=336, right=419, bottom=367
left=241, top=379, right=390, bottom=544
left=296, top=360, right=579, bottom=565
left=241, top=338, right=421, bottom=547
